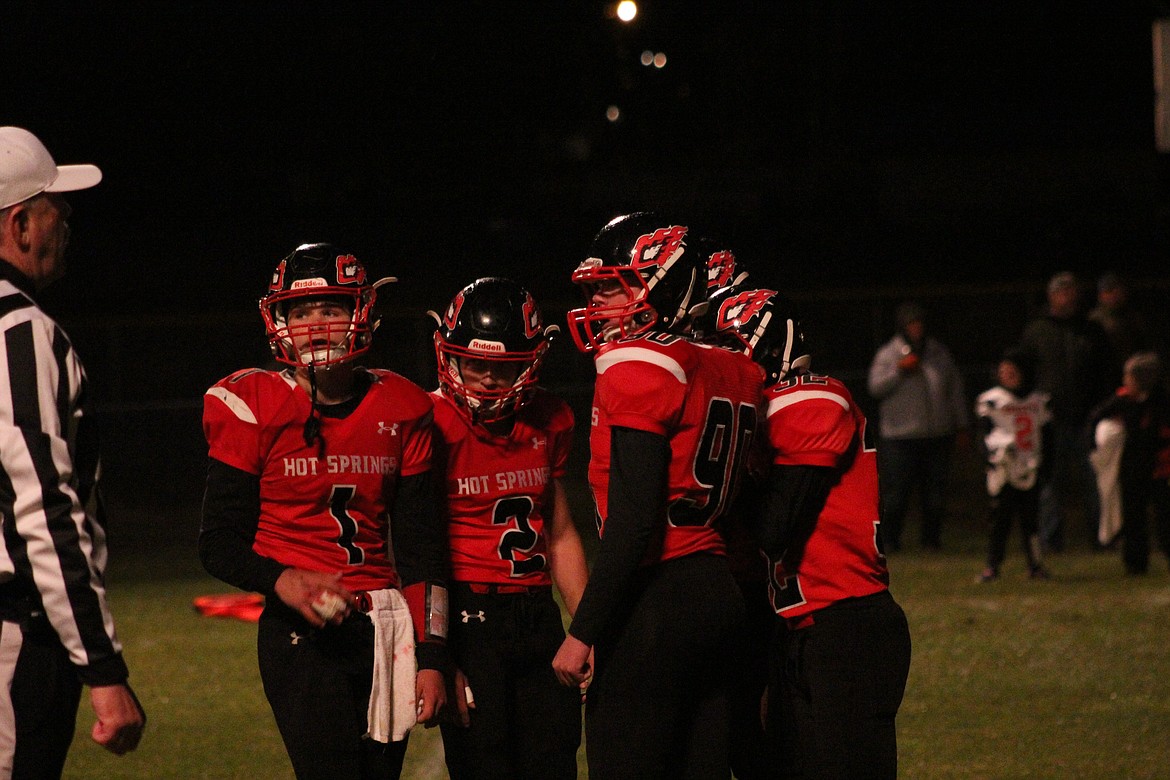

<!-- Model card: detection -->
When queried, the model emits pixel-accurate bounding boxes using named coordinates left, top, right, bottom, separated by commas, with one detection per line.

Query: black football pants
left=584, top=553, right=745, bottom=780
left=257, top=601, right=408, bottom=780
left=440, top=584, right=581, bottom=780
left=767, top=590, right=911, bottom=780
left=985, top=483, right=1041, bottom=571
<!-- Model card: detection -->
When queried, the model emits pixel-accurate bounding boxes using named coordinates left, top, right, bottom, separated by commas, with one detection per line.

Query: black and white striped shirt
left=0, top=261, right=127, bottom=686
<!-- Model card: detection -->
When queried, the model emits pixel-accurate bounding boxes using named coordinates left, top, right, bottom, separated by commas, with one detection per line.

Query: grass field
left=59, top=501, right=1170, bottom=779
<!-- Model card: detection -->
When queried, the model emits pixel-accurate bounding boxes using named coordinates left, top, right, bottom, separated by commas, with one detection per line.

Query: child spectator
left=976, top=350, right=1053, bottom=582
left=1087, top=352, right=1170, bottom=575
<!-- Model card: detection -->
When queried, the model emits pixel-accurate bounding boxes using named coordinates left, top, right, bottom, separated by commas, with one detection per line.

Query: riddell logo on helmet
left=469, top=339, right=505, bottom=353
left=290, top=278, right=327, bottom=290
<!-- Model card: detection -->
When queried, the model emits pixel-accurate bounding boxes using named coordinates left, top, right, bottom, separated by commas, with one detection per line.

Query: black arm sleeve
left=198, top=458, right=288, bottom=596
left=567, top=426, right=670, bottom=647
left=391, top=468, right=450, bottom=671
left=759, top=463, right=837, bottom=565
left=390, top=469, right=449, bottom=587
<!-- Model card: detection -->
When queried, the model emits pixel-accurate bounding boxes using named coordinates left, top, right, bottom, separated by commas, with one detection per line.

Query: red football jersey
left=203, top=368, right=434, bottom=593
left=431, top=388, right=574, bottom=585
left=590, top=333, right=763, bottom=564
left=763, top=374, right=889, bottom=620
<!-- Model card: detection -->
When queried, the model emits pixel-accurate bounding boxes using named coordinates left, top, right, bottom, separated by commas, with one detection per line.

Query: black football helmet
left=429, top=277, right=556, bottom=423
left=691, top=237, right=750, bottom=343
left=567, top=212, right=707, bottom=353
left=260, top=243, right=391, bottom=368
left=709, top=286, right=811, bottom=386
left=697, top=237, right=749, bottom=294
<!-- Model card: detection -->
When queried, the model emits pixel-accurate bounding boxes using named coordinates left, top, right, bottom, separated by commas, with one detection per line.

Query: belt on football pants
left=463, top=583, right=551, bottom=595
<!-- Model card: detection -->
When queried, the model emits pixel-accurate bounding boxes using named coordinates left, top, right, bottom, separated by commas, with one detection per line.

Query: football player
left=427, top=277, right=588, bottom=780
left=552, top=213, right=764, bottom=778
left=700, top=267, right=773, bottom=780
left=709, top=286, right=912, bottom=779
left=199, top=243, right=450, bottom=780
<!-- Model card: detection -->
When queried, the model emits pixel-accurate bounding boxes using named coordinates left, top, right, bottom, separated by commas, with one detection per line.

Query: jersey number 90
left=668, top=397, right=757, bottom=527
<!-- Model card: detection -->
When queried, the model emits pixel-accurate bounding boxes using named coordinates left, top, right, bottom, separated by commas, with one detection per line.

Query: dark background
left=4, top=1, right=1170, bottom=538
left=5, top=1, right=1168, bottom=310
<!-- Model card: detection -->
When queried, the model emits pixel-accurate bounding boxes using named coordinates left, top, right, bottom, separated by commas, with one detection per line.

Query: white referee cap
left=0, top=127, right=102, bottom=210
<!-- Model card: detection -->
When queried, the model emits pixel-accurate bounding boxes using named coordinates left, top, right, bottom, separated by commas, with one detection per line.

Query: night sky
left=2, top=1, right=1164, bottom=318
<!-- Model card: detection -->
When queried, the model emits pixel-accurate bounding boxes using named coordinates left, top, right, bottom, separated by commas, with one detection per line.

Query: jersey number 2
left=494, top=496, right=546, bottom=576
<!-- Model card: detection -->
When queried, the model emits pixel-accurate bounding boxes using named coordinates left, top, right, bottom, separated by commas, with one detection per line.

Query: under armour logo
left=461, top=610, right=486, bottom=623
left=290, top=632, right=306, bottom=645
left=378, top=422, right=399, bottom=436
left=532, top=437, right=546, bottom=450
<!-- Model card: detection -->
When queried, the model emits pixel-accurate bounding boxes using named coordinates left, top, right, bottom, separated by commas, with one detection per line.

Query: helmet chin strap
left=303, top=362, right=324, bottom=452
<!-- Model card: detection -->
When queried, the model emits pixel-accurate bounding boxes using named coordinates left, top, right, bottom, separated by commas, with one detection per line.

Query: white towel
left=365, top=588, right=418, bottom=743
left=1090, top=417, right=1126, bottom=547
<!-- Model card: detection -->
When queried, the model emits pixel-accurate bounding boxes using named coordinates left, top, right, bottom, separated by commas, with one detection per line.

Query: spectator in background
left=867, top=301, right=969, bottom=552
left=1089, top=272, right=1154, bottom=379
left=1086, top=352, right=1170, bottom=575
left=1017, top=271, right=1115, bottom=552
left=975, top=350, right=1052, bottom=582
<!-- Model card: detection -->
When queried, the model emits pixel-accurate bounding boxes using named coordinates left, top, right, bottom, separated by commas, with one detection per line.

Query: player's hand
left=552, top=633, right=592, bottom=688
left=274, top=569, right=353, bottom=628
left=450, top=667, right=474, bottom=727
left=579, top=647, right=596, bottom=702
left=90, top=683, right=146, bottom=755
left=897, top=352, right=921, bottom=372
left=416, top=668, right=446, bottom=728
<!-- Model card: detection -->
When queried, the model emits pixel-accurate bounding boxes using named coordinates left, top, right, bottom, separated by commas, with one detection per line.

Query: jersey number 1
left=328, top=485, right=366, bottom=565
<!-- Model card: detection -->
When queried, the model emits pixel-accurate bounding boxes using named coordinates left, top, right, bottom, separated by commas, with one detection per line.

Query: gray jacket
left=867, top=334, right=968, bottom=440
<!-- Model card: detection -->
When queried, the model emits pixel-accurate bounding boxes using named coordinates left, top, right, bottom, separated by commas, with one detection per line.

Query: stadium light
left=616, top=1, right=637, bottom=23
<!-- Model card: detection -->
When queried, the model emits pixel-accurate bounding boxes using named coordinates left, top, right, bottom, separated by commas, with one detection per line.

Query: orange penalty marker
left=192, top=593, right=265, bottom=622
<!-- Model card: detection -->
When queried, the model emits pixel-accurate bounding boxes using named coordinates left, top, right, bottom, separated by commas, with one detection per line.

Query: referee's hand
left=90, top=683, right=145, bottom=755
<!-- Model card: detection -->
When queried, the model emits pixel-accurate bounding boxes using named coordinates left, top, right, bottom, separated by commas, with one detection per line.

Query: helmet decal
left=336, top=254, right=365, bottom=285
left=522, top=293, right=541, bottom=340
left=443, top=290, right=465, bottom=331
left=268, top=259, right=286, bottom=293
left=707, top=249, right=738, bottom=291
left=632, top=225, right=688, bottom=287
left=717, top=289, right=773, bottom=334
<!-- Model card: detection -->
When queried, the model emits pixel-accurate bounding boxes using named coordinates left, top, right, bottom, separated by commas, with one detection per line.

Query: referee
left=0, top=127, right=144, bottom=778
